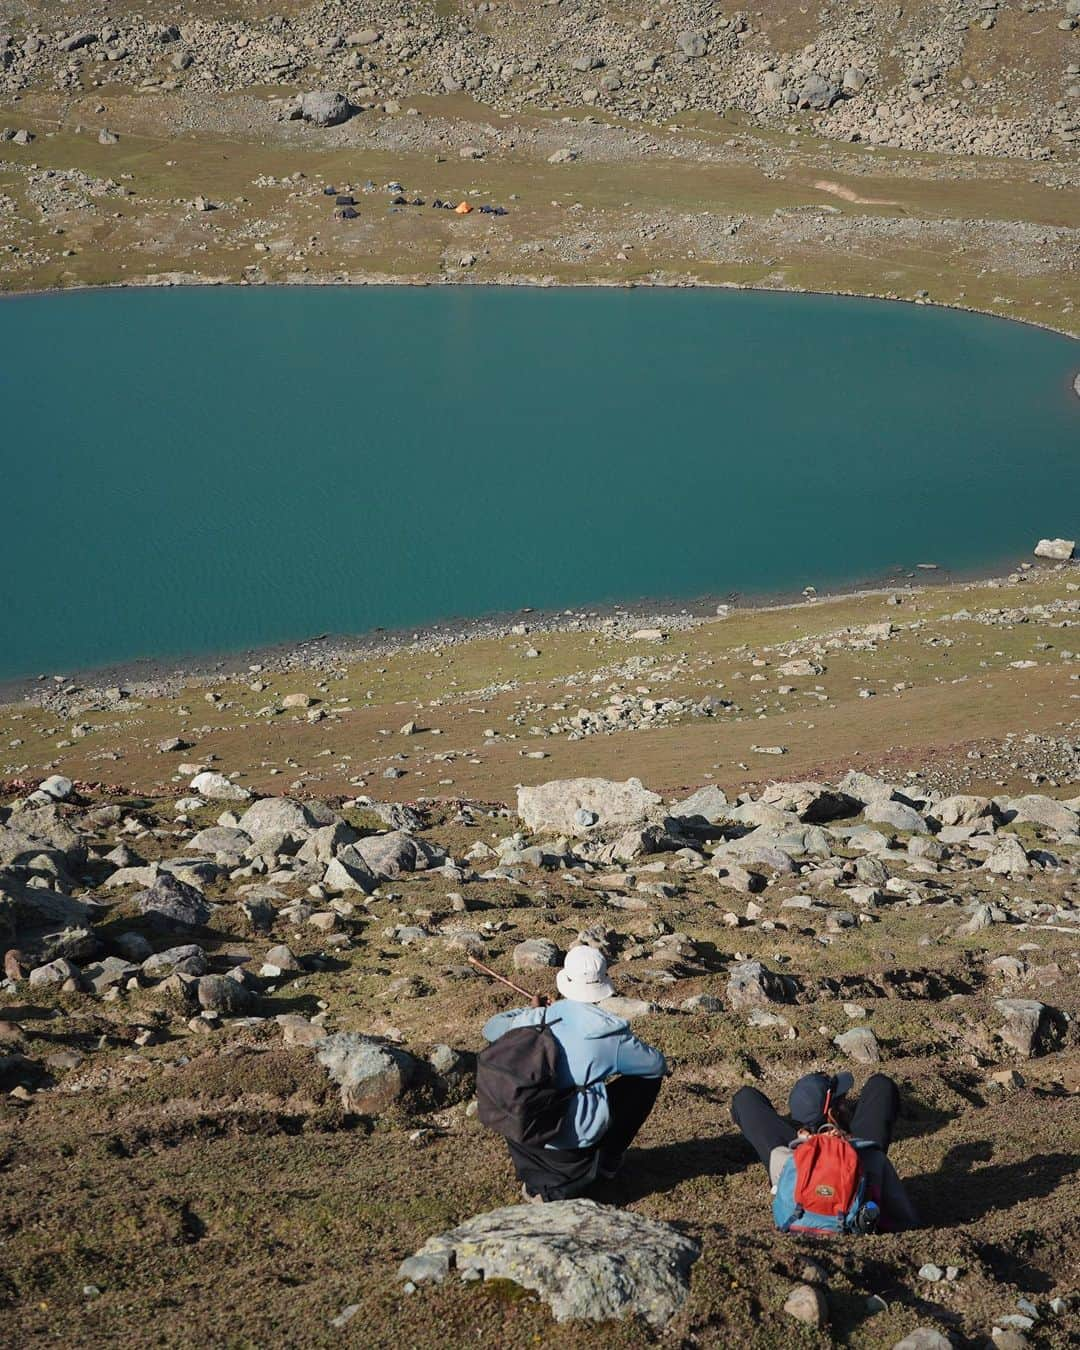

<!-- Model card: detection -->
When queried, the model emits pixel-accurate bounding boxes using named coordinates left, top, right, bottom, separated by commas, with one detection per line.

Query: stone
left=351, top=831, right=446, bottom=880
left=264, top=944, right=302, bottom=973
left=237, top=797, right=323, bottom=836
left=398, top=1199, right=699, bottom=1328
left=317, top=1032, right=415, bottom=1113
left=190, top=771, right=251, bottom=802
left=142, top=944, right=207, bottom=977
left=675, top=31, right=708, bottom=59
left=1033, top=538, right=1074, bottom=561
left=784, top=1283, right=828, bottom=1327
left=28, top=957, right=80, bottom=987
left=935, top=795, right=994, bottom=826
left=834, top=1027, right=881, bottom=1064
left=188, top=826, right=251, bottom=858
left=984, top=835, right=1031, bottom=877
left=668, top=784, right=730, bottom=825
left=725, top=961, right=794, bottom=1011
left=513, top=938, right=560, bottom=970
left=994, top=998, right=1047, bottom=1057
left=1004, top=795, right=1078, bottom=835
left=84, top=956, right=139, bottom=993
left=517, top=778, right=661, bottom=836
left=197, top=974, right=256, bottom=1015
left=136, top=874, right=212, bottom=929
left=798, top=74, right=839, bottom=110
left=865, top=799, right=930, bottom=833
left=277, top=1013, right=327, bottom=1047
left=843, top=67, right=868, bottom=93
left=760, top=781, right=858, bottom=823
left=893, top=1329, right=953, bottom=1350
left=37, top=774, right=73, bottom=801
left=919, top=1263, right=944, bottom=1282
left=299, top=91, right=352, bottom=127
left=323, top=850, right=378, bottom=894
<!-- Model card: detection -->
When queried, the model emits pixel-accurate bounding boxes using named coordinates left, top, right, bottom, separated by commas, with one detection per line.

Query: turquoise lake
left=1, top=287, right=1077, bottom=682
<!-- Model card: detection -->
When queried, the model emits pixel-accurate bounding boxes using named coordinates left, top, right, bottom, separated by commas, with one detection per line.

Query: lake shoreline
left=3, top=553, right=1069, bottom=709
left=3, top=273, right=1080, bottom=345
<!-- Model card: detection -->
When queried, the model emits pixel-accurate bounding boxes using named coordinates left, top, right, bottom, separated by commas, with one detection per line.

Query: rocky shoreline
left=2, top=552, right=1056, bottom=712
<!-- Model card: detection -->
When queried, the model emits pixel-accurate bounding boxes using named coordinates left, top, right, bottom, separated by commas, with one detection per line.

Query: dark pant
left=507, top=1075, right=663, bottom=1201
left=731, top=1074, right=901, bottom=1175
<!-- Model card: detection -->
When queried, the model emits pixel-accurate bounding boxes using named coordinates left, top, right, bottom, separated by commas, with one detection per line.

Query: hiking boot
left=520, top=1183, right=545, bottom=1205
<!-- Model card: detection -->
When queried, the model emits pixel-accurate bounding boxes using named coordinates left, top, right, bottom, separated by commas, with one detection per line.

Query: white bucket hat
left=556, top=944, right=615, bottom=1003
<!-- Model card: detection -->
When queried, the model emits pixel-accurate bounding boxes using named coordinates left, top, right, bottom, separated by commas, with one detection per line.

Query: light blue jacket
left=482, top=999, right=666, bottom=1150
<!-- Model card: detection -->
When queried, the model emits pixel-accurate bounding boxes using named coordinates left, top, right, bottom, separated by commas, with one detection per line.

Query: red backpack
left=773, top=1129, right=869, bottom=1235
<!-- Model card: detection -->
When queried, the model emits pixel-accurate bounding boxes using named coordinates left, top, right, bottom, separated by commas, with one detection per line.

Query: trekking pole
left=467, top=954, right=535, bottom=1000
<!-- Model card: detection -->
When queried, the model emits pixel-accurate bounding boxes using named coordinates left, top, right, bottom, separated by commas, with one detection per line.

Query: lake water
left=1, top=287, right=1077, bottom=682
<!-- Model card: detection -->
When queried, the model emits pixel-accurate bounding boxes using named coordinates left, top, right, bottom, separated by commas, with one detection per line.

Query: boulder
left=983, top=835, right=1031, bottom=877
left=317, top=1032, right=415, bottom=1113
left=190, top=772, right=251, bottom=802
left=675, top=31, right=708, bottom=58
left=517, top=778, right=661, bottom=836
left=299, top=90, right=352, bottom=127
left=237, top=797, right=323, bottom=837
left=187, top=826, right=251, bottom=858
left=838, top=771, right=897, bottom=805
left=142, top=944, right=207, bottom=977
left=784, top=1283, right=828, bottom=1327
left=36, top=774, right=74, bottom=801
left=1004, top=795, right=1079, bottom=835
left=864, top=799, right=930, bottom=834
left=834, top=1027, right=881, bottom=1064
left=1033, top=538, right=1074, bottom=561
left=323, top=850, right=377, bottom=894
left=668, top=784, right=730, bottom=826
left=893, top=1330, right=953, bottom=1350
left=994, top=998, right=1049, bottom=1057
left=398, top=1199, right=700, bottom=1328
left=297, top=821, right=359, bottom=865
left=28, top=957, right=80, bottom=987
left=135, top=874, right=212, bottom=929
left=934, top=795, right=995, bottom=827
left=760, top=781, right=858, bottom=823
left=350, top=831, right=446, bottom=880
left=726, top=960, right=794, bottom=1011
left=197, top=974, right=256, bottom=1016
left=513, top=938, right=561, bottom=970
left=84, top=956, right=139, bottom=994
left=0, top=876, right=91, bottom=929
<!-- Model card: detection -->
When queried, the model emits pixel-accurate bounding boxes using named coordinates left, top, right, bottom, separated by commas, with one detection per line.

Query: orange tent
left=454, top=201, right=473, bottom=214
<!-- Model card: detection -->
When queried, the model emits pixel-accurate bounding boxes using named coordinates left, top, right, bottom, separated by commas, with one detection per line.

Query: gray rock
left=668, top=784, right=730, bottom=825
left=726, top=960, right=794, bottom=1011
left=317, top=1032, right=415, bottom=1113
left=1033, top=538, right=1074, bottom=561
left=299, top=91, right=352, bottom=126
left=351, top=831, right=446, bottom=880
left=513, top=938, right=561, bottom=970
left=398, top=1199, right=699, bottom=1328
left=892, top=1330, right=953, bottom=1350
left=190, top=771, right=251, bottom=802
left=994, top=998, right=1047, bottom=1057
left=798, top=73, right=839, bottom=109
left=865, top=800, right=930, bottom=834
left=187, top=826, right=251, bottom=858
left=323, top=848, right=377, bottom=894
left=197, top=973, right=256, bottom=1015
left=784, top=1282, right=828, bottom=1327
left=28, top=957, right=80, bottom=987
left=675, top=31, right=708, bottom=59
left=983, top=835, right=1031, bottom=877
left=143, top=944, right=207, bottom=977
left=1004, top=795, right=1078, bottom=835
left=834, top=1027, right=881, bottom=1064
left=237, top=797, right=321, bottom=837
left=135, top=874, right=212, bottom=929
left=518, top=777, right=661, bottom=836
left=760, top=781, right=858, bottom=823
left=37, top=774, right=74, bottom=801
left=84, top=956, right=138, bottom=993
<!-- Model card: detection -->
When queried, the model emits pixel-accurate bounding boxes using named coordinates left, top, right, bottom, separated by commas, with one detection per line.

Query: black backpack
left=477, top=1012, right=592, bottom=1146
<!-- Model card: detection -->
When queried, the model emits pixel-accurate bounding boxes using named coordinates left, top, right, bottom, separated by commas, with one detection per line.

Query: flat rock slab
left=399, top=1199, right=699, bottom=1328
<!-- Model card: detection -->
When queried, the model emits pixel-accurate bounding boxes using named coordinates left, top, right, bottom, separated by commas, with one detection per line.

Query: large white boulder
left=517, top=777, right=661, bottom=836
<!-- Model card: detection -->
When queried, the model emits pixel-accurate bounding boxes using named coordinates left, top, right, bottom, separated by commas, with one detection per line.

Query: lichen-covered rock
left=517, top=777, right=661, bottom=836
left=317, top=1032, right=415, bottom=1114
left=197, top=973, right=256, bottom=1015
left=398, top=1199, right=699, bottom=1328
left=136, top=874, right=212, bottom=929
left=726, top=960, right=795, bottom=1011
left=350, top=830, right=446, bottom=879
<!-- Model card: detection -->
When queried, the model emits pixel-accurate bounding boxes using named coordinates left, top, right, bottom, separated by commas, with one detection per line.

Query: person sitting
left=731, top=1072, right=919, bottom=1232
left=481, top=944, right=667, bottom=1203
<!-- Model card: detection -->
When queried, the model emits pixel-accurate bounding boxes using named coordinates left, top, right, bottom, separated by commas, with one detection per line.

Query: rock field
left=0, top=566, right=1078, bottom=1345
